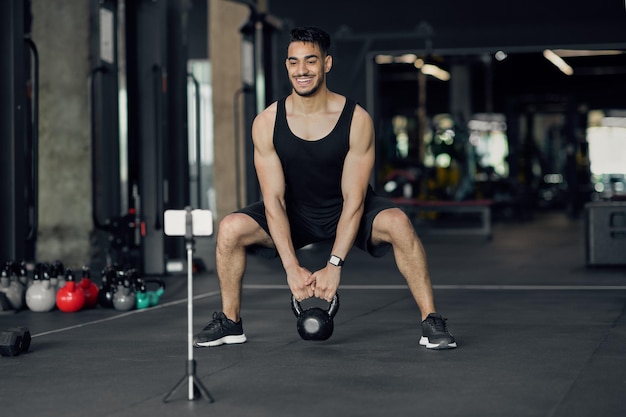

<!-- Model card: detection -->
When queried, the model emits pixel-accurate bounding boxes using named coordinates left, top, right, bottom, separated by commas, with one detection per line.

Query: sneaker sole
left=419, top=336, right=457, bottom=349
left=194, top=334, right=247, bottom=347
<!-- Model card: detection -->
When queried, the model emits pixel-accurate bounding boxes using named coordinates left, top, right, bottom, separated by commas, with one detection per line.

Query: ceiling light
left=414, top=58, right=450, bottom=81
left=543, top=49, right=574, bottom=76
left=553, top=49, right=625, bottom=58
left=420, top=63, right=450, bottom=81
left=375, top=54, right=394, bottom=64
left=395, top=53, right=417, bottom=64
left=494, top=50, right=507, bottom=61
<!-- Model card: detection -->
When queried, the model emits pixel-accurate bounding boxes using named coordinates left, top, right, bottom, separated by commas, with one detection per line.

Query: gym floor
left=1, top=211, right=625, bottom=417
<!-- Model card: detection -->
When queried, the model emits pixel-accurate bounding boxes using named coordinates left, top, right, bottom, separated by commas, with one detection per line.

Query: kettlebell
left=98, top=266, right=116, bottom=308
left=291, top=293, right=340, bottom=341
left=25, top=263, right=57, bottom=312
left=48, top=260, right=64, bottom=291
left=135, top=279, right=165, bottom=309
left=56, top=268, right=85, bottom=313
left=0, top=262, right=26, bottom=310
left=112, top=271, right=136, bottom=311
left=77, top=266, right=99, bottom=309
left=16, top=260, right=30, bottom=287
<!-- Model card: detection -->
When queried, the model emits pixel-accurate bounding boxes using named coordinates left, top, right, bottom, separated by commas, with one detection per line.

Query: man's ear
left=324, top=54, right=333, bottom=74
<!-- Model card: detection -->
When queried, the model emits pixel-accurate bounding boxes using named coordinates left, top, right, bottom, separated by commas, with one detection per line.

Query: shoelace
left=427, top=315, right=448, bottom=332
left=203, top=312, right=227, bottom=330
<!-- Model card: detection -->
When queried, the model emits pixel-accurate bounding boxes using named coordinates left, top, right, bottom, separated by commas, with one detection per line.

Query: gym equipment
left=291, top=293, right=340, bottom=341
left=56, top=268, right=85, bottom=313
left=98, top=266, right=116, bottom=308
left=0, top=326, right=31, bottom=357
left=136, top=278, right=165, bottom=309
left=15, top=261, right=29, bottom=287
left=25, top=264, right=56, bottom=312
left=48, top=260, right=64, bottom=290
left=0, top=293, right=11, bottom=312
left=585, top=202, right=626, bottom=266
left=0, top=262, right=25, bottom=310
left=163, top=207, right=214, bottom=403
left=77, top=266, right=99, bottom=308
left=112, top=270, right=136, bottom=311
left=55, top=275, right=66, bottom=292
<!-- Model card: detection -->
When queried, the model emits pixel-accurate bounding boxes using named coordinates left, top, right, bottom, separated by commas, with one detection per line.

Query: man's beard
left=292, top=73, right=324, bottom=97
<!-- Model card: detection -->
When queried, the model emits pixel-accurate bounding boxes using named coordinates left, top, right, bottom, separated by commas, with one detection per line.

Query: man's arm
left=252, top=107, right=314, bottom=300
left=308, top=104, right=375, bottom=300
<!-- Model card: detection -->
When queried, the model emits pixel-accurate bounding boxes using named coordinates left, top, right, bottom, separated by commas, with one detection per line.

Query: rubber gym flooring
left=1, top=211, right=625, bottom=417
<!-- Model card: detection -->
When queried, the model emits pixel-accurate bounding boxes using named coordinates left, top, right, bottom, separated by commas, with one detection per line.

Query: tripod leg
left=163, top=374, right=188, bottom=403
left=187, top=359, right=214, bottom=402
left=192, top=375, right=215, bottom=403
left=163, top=360, right=215, bottom=403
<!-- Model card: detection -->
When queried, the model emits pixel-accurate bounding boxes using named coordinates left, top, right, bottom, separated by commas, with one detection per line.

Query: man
left=194, top=26, right=456, bottom=350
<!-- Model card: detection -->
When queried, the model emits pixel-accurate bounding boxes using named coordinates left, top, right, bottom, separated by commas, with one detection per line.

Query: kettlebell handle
left=291, top=293, right=340, bottom=318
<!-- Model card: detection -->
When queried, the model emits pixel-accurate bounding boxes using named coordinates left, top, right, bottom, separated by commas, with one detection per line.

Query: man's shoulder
left=350, top=100, right=372, bottom=124
left=254, top=101, right=279, bottom=125
left=334, top=94, right=369, bottom=117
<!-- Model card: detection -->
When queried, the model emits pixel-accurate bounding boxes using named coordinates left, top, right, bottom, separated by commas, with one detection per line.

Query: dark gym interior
left=1, top=1, right=625, bottom=416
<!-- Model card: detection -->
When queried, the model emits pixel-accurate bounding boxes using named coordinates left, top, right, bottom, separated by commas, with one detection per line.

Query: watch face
left=329, top=255, right=343, bottom=266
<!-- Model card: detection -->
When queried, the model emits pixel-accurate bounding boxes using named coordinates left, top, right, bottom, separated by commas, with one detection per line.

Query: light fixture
left=494, top=50, right=507, bottom=61
left=375, top=54, right=394, bottom=64
left=375, top=53, right=451, bottom=81
left=414, top=58, right=450, bottom=81
left=552, top=49, right=625, bottom=58
left=543, top=49, right=574, bottom=76
left=395, top=53, right=417, bottom=64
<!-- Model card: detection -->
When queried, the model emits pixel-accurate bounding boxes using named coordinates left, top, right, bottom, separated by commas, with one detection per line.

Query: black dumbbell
left=0, top=326, right=31, bottom=357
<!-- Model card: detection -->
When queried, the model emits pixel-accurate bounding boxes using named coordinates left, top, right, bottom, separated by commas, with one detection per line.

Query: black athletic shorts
left=236, top=189, right=397, bottom=259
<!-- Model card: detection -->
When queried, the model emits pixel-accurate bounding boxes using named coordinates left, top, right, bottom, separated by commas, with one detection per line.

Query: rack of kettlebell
left=0, top=260, right=166, bottom=314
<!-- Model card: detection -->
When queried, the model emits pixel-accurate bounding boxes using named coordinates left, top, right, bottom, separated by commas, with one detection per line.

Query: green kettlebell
left=136, top=279, right=165, bottom=309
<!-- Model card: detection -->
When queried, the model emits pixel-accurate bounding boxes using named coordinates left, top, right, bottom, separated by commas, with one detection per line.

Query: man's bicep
left=252, top=117, right=285, bottom=200
left=353, top=106, right=376, bottom=158
left=342, top=108, right=375, bottom=195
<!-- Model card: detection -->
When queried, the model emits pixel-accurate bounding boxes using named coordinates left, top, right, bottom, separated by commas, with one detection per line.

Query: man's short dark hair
left=289, top=26, right=331, bottom=56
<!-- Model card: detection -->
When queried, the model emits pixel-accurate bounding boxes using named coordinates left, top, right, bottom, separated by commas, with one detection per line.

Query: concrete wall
left=31, top=0, right=91, bottom=266
left=209, top=0, right=249, bottom=221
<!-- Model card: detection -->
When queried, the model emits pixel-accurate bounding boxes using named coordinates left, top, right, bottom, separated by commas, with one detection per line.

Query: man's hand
left=306, top=265, right=341, bottom=302
left=286, top=265, right=315, bottom=301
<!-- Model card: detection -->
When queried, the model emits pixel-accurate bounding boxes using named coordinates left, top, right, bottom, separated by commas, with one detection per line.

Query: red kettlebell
left=56, top=269, right=85, bottom=313
left=77, top=266, right=99, bottom=309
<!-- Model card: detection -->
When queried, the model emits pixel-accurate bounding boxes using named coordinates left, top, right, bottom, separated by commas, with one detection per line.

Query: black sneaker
left=420, top=313, right=457, bottom=349
left=193, top=312, right=247, bottom=347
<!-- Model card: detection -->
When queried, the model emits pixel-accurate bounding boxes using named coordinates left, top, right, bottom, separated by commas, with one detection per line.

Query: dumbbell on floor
left=0, top=326, right=31, bottom=357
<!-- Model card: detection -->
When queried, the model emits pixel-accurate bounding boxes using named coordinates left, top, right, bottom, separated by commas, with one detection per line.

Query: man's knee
left=217, top=213, right=248, bottom=242
left=217, top=213, right=271, bottom=247
left=373, top=208, right=415, bottom=242
left=380, top=207, right=412, bottom=228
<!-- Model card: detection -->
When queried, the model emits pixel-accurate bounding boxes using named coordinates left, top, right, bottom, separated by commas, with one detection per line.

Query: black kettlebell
left=291, top=293, right=340, bottom=341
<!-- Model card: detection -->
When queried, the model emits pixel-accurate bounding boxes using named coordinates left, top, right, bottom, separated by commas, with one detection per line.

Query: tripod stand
left=163, top=207, right=214, bottom=403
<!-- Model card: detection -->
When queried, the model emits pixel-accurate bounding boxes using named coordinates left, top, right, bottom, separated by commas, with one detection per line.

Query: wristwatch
left=328, top=255, right=344, bottom=267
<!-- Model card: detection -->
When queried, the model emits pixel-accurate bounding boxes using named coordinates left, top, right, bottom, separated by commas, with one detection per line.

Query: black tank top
left=273, top=96, right=357, bottom=236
